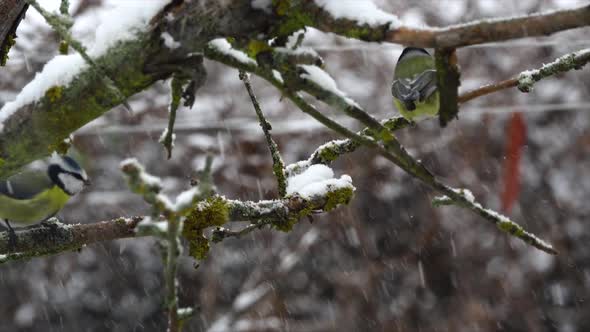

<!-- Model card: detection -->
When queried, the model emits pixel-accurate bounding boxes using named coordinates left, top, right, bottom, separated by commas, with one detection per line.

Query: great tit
left=391, top=47, right=439, bottom=122
left=0, top=154, right=90, bottom=245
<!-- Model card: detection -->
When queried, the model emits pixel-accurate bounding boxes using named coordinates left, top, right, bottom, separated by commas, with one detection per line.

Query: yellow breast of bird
left=0, top=186, right=71, bottom=224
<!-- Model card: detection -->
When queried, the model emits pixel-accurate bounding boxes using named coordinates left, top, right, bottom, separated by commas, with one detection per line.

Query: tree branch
left=0, top=190, right=357, bottom=260
left=160, top=75, right=184, bottom=159
left=517, top=47, right=590, bottom=92
left=458, top=78, right=518, bottom=104
left=0, top=0, right=28, bottom=66
left=239, top=71, right=287, bottom=197
left=0, top=217, right=143, bottom=260
left=459, top=48, right=590, bottom=103
left=431, top=6, right=590, bottom=48
left=0, top=0, right=273, bottom=178
left=294, top=2, right=590, bottom=48
left=435, top=48, right=460, bottom=127
left=25, top=0, right=132, bottom=111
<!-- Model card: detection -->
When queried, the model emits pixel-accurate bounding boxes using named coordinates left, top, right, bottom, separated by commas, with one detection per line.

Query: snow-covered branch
left=0, top=168, right=355, bottom=261
left=0, top=0, right=270, bottom=178
left=0, top=2, right=169, bottom=178
left=292, top=1, right=590, bottom=48
left=0, top=217, right=143, bottom=261
left=459, top=48, right=590, bottom=103
left=517, top=48, right=590, bottom=92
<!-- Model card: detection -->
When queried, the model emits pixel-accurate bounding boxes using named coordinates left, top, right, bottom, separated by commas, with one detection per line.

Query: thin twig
left=161, top=75, right=184, bottom=159
left=59, top=0, right=68, bottom=15
left=192, top=154, right=216, bottom=198
left=165, top=214, right=181, bottom=332
left=517, top=48, right=590, bottom=92
left=458, top=78, right=518, bottom=104
left=121, top=160, right=191, bottom=332
left=211, top=221, right=271, bottom=242
left=459, top=48, right=590, bottom=103
left=239, top=71, right=288, bottom=197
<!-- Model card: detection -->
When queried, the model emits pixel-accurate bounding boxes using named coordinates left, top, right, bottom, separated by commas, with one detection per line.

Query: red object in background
left=501, top=112, right=527, bottom=214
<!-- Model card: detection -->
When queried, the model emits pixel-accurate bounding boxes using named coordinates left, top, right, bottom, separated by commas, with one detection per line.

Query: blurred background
left=1, top=0, right=589, bottom=331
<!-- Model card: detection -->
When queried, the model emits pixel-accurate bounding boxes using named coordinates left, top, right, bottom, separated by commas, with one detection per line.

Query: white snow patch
left=0, top=0, right=169, bottom=131
left=136, top=217, right=168, bottom=234
left=174, top=187, right=201, bottom=212
left=287, top=164, right=334, bottom=194
left=90, top=1, right=168, bottom=56
left=517, top=69, right=536, bottom=89
left=161, top=32, right=181, bottom=49
left=286, top=139, right=350, bottom=176
left=158, top=128, right=176, bottom=147
left=318, top=139, right=348, bottom=150
left=272, top=70, right=284, bottom=84
left=436, top=188, right=475, bottom=205
left=453, top=188, right=475, bottom=203
left=0, top=54, right=84, bottom=131
left=314, top=0, right=401, bottom=28
left=298, top=65, right=361, bottom=109
left=286, top=164, right=354, bottom=199
left=139, top=172, right=162, bottom=188
left=298, top=175, right=353, bottom=198
left=285, top=160, right=311, bottom=176
left=156, top=193, right=175, bottom=211
left=120, top=158, right=163, bottom=188
left=208, top=39, right=257, bottom=66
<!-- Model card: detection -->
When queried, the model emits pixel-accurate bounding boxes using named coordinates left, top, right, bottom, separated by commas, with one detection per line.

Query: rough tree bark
left=0, top=0, right=28, bottom=66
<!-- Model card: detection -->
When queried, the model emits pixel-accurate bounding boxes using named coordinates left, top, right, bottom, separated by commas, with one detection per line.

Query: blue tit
left=391, top=47, right=439, bottom=122
left=0, top=154, right=90, bottom=245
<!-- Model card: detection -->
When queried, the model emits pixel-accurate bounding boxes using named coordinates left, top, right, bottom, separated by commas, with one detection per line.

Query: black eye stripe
left=62, top=171, right=84, bottom=181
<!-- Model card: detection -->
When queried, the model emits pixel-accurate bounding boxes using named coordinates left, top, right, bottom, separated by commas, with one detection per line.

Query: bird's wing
left=0, top=170, right=54, bottom=200
left=410, top=69, right=437, bottom=102
left=391, top=79, right=412, bottom=100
